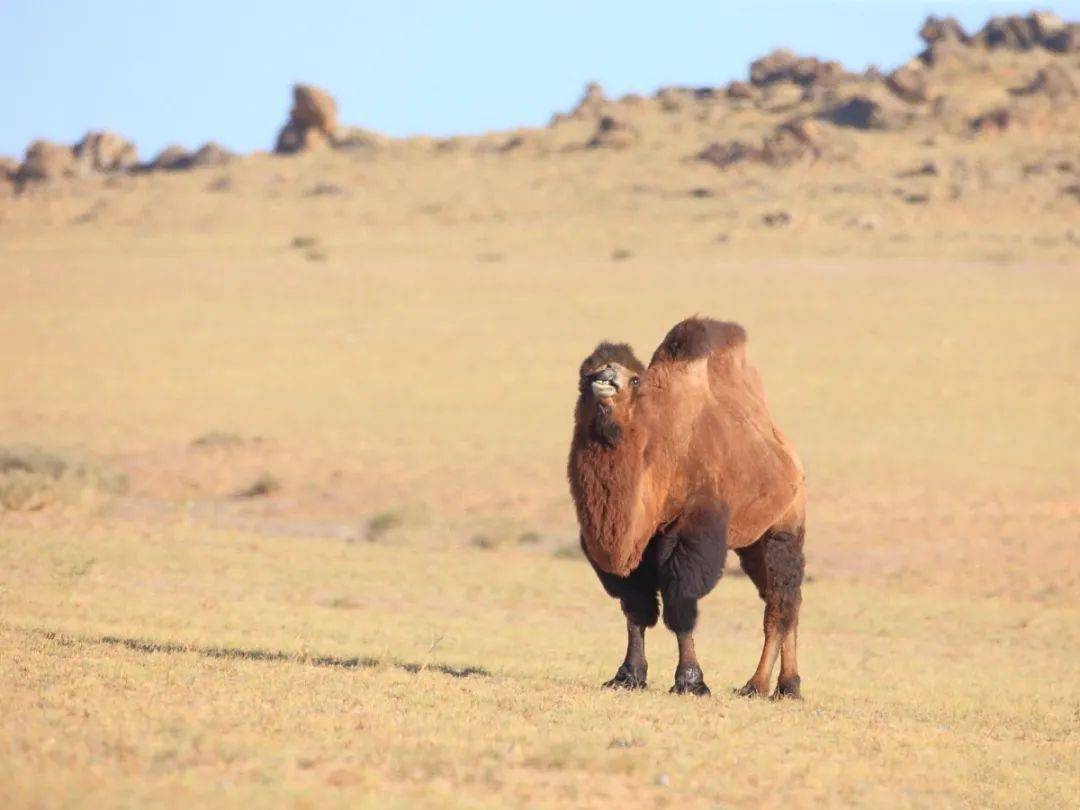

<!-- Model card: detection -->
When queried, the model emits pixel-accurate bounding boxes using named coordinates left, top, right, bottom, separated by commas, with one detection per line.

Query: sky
left=2, top=1, right=1078, bottom=160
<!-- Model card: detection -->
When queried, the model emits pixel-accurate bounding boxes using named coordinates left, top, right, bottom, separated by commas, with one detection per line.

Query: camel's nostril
left=595, top=368, right=618, bottom=383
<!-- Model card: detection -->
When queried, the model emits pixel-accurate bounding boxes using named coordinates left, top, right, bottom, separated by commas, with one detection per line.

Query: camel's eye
left=631, top=376, right=640, bottom=387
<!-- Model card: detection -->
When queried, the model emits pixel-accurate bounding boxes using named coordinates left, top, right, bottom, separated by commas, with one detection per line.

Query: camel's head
left=576, top=342, right=646, bottom=444
left=579, top=342, right=645, bottom=403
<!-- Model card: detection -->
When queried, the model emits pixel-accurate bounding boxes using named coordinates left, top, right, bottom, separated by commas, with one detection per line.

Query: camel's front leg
left=670, top=626, right=710, bottom=696
left=585, top=543, right=660, bottom=690
left=657, top=508, right=727, bottom=696
left=604, top=617, right=650, bottom=689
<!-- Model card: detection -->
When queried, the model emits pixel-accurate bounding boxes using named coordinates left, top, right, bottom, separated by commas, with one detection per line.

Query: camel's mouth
left=591, top=380, right=618, bottom=398
left=589, top=368, right=620, bottom=399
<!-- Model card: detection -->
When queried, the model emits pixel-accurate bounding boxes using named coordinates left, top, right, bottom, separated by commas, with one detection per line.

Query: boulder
left=759, top=82, right=806, bottom=112
left=921, top=38, right=976, bottom=68
left=750, top=49, right=794, bottom=85
left=275, top=120, right=328, bottom=153
left=726, top=81, right=757, bottom=100
left=16, top=140, right=79, bottom=182
left=1030, top=11, right=1066, bottom=41
left=970, top=107, right=1013, bottom=134
left=822, top=94, right=909, bottom=130
left=0, top=156, right=18, bottom=183
left=274, top=83, right=339, bottom=154
left=760, top=118, right=833, bottom=165
left=289, top=84, right=338, bottom=132
left=188, top=142, right=235, bottom=168
left=585, top=115, right=639, bottom=149
left=697, top=118, right=837, bottom=169
left=1015, top=65, right=1078, bottom=101
left=1044, top=23, right=1080, bottom=53
left=73, top=131, right=138, bottom=172
left=331, top=126, right=386, bottom=150
left=151, top=144, right=193, bottom=171
left=976, top=16, right=1039, bottom=50
left=919, top=16, right=969, bottom=45
left=570, top=82, right=607, bottom=119
left=697, top=140, right=762, bottom=169
left=657, top=86, right=695, bottom=112
left=887, top=64, right=930, bottom=103
left=749, top=49, right=848, bottom=87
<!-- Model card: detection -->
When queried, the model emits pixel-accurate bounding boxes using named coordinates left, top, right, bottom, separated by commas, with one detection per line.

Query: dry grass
left=0, top=445, right=127, bottom=512
left=1, top=524, right=1076, bottom=808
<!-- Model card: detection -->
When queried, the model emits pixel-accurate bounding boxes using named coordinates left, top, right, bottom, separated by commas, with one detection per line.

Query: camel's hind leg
left=734, top=526, right=805, bottom=699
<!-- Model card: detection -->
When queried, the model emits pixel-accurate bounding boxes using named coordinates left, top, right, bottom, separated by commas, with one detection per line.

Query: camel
left=568, top=317, right=806, bottom=698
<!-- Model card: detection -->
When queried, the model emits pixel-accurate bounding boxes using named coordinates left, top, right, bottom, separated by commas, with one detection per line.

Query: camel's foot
left=670, top=664, right=711, bottom=696
left=603, top=663, right=647, bottom=690
left=734, top=678, right=770, bottom=698
left=772, top=675, right=802, bottom=701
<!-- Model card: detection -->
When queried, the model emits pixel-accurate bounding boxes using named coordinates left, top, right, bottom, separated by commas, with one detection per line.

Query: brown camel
left=568, top=317, right=806, bottom=698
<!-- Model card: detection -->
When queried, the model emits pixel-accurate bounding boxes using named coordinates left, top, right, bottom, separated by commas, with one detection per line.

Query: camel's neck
left=568, top=402, right=655, bottom=576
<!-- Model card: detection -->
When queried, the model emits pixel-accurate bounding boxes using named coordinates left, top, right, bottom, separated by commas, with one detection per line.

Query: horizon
left=3, top=1, right=1078, bottom=160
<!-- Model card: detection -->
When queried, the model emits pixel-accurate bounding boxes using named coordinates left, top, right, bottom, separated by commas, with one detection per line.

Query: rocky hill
left=1, top=10, right=1077, bottom=259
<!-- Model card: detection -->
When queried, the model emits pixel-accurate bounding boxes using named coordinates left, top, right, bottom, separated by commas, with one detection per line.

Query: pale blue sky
left=2, top=2, right=1076, bottom=159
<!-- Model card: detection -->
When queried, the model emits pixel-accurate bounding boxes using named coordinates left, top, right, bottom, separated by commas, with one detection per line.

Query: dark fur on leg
left=654, top=508, right=727, bottom=633
left=584, top=536, right=660, bottom=690
left=735, top=540, right=767, bottom=599
left=767, top=528, right=804, bottom=699
left=651, top=509, right=726, bottom=695
left=763, top=528, right=804, bottom=637
left=733, top=529, right=806, bottom=699
left=583, top=535, right=660, bottom=627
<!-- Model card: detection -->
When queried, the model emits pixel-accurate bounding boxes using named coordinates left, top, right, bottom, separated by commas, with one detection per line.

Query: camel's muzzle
left=590, top=367, right=620, bottom=398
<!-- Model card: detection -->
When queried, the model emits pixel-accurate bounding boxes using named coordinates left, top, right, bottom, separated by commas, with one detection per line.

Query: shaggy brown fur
left=568, top=317, right=806, bottom=698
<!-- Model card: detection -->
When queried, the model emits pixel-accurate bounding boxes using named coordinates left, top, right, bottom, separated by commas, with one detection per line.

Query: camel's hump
left=649, top=317, right=747, bottom=366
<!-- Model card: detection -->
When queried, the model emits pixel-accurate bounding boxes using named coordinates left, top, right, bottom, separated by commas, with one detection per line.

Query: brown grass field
left=2, top=39, right=1080, bottom=806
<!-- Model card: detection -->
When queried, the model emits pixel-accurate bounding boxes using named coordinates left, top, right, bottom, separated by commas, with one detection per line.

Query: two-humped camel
left=568, top=317, right=806, bottom=698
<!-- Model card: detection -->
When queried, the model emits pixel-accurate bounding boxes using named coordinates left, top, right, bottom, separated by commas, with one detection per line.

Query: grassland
left=3, top=521, right=1078, bottom=809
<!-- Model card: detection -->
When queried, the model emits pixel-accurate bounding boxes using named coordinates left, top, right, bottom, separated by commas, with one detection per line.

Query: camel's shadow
left=41, top=629, right=490, bottom=679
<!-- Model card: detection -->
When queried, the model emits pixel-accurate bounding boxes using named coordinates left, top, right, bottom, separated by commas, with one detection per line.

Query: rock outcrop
left=919, top=16, right=970, bottom=46
left=151, top=145, right=193, bottom=171
left=188, top=142, right=235, bottom=168
left=0, top=156, right=18, bottom=184
left=698, top=118, right=839, bottom=169
left=585, top=115, right=639, bottom=149
left=73, top=131, right=138, bottom=172
left=887, top=64, right=931, bottom=103
left=573, top=82, right=608, bottom=118
left=275, top=84, right=339, bottom=154
left=16, top=140, right=80, bottom=183
left=749, top=50, right=849, bottom=87
left=1044, top=23, right=1079, bottom=52
left=1014, top=64, right=1078, bottom=101
left=331, top=126, right=386, bottom=150
left=822, top=92, right=911, bottom=130
left=970, top=12, right=1075, bottom=51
